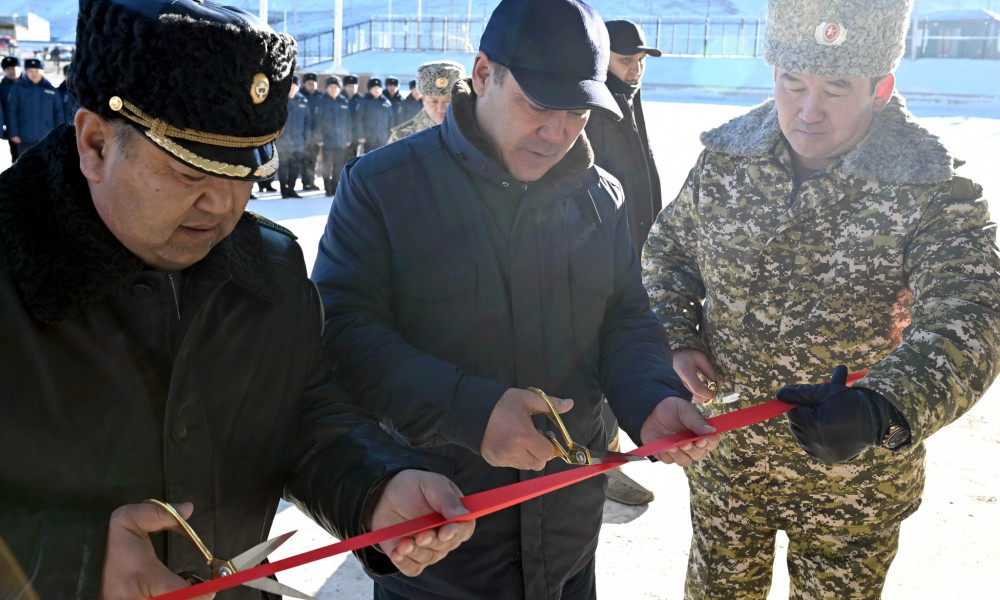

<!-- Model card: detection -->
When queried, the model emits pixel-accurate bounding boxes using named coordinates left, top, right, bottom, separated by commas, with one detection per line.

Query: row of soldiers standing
left=272, top=61, right=466, bottom=198
left=1, top=56, right=78, bottom=163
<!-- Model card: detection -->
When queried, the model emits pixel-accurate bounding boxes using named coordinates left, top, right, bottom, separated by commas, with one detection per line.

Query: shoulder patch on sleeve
left=247, top=211, right=298, bottom=240
left=951, top=176, right=983, bottom=201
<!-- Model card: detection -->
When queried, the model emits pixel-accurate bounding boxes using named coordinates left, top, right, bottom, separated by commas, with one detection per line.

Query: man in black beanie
left=584, top=19, right=663, bottom=506
left=0, top=1, right=474, bottom=598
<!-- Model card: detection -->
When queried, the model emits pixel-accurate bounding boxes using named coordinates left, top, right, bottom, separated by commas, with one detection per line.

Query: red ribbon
left=149, top=371, right=866, bottom=600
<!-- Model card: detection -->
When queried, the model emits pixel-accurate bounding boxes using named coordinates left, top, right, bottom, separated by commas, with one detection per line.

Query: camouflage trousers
left=684, top=487, right=902, bottom=600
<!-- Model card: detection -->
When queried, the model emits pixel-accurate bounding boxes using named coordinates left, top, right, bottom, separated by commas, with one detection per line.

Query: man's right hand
left=672, top=349, right=721, bottom=404
left=99, top=502, right=214, bottom=600
left=480, top=388, right=574, bottom=470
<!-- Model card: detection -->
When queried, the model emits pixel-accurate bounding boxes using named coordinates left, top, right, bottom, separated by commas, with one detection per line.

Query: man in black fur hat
left=0, top=1, right=474, bottom=598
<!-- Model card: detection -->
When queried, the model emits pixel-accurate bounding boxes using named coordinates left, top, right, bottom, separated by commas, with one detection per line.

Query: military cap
left=343, top=74, right=359, bottom=84
left=24, top=58, right=43, bottom=70
left=385, top=76, right=399, bottom=86
left=408, top=79, right=417, bottom=89
left=1, top=56, right=18, bottom=69
left=69, top=0, right=297, bottom=181
left=367, top=77, right=382, bottom=89
left=764, top=0, right=912, bottom=77
left=415, top=60, right=466, bottom=97
left=325, top=75, right=342, bottom=87
left=291, top=74, right=300, bottom=85
left=303, top=72, right=318, bottom=82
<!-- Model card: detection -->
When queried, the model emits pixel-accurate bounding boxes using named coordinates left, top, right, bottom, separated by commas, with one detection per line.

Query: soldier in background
left=275, top=74, right=311, bottom=198
left=398, top=78, right=423, bottom=123
left=642, top=0, right=1000, bottom=598
left=383, top=76, right=404, bottom=126
left=299, top=72, right=322, bottom=190
left=342, top=74, right=364, bottom=154
left=388, top=60, right=464, bottom=144
left=358, top=77, right=393, bottom=152
left=316, top=75, right=353, bottom=197
left=1, top=56, right=20, bottom=162
left=6, top=58, right=64, bottom=155
left=58, top=63, right=79, bottom=122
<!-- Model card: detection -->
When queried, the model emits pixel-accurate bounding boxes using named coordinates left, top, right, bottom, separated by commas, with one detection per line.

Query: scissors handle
left=143, top=499, right=237, bottom=577
left=527, top=387, right=592, bottom=465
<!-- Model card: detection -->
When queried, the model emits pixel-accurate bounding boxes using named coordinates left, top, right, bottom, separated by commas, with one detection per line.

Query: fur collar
left=449, top=78, right=596, bottom=182
left=699, top=92, right=954, bottom=185
left=0, top=124, right=277, bottom=323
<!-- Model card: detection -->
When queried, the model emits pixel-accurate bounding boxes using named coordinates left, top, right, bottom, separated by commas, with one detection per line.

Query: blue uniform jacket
left=358, top=92, right=393, bottom=148
left=316, top=93, right=353, bottom=148
left=7, top=77, right=63, bottom=144
left=275, top=92, right=311, bottom=154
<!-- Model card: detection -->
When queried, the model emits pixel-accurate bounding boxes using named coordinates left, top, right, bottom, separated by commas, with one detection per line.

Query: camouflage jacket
left=643, top=94, right=1000, bottom=529
left=387, top=108, right=436, bottom=143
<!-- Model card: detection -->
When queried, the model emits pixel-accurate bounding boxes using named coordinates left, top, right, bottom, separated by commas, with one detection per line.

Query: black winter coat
left=584, top=77, right=662, bottom=254
left=0, top=125, right=419, bottom=599
left=312, top=80, right=686, bottom=599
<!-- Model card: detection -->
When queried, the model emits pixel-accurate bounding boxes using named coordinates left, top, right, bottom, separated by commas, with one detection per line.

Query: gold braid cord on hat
left=109, top=96, right=281, bottom=179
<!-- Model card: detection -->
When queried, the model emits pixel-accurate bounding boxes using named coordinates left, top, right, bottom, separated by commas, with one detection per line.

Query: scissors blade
left=589, top=451, right=647, bottom=464
left=240, top=575, right=318, bottom=600
left=229, top=530, right=296, bottom=572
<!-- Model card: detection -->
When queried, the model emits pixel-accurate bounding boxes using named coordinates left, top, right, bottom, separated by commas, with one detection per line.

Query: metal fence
left=295, top=15, right=1000, bottom=68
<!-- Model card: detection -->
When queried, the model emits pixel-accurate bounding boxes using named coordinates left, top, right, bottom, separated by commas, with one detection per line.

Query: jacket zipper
left=167, top=273, right=181, bottom=322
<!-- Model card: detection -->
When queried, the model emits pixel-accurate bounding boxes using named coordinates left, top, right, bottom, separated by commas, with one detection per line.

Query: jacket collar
left=0, top=124, right=277, bottom=323
left=442, top=78, right=597, bottom=191
left=698, top=92, right=955, bottom=185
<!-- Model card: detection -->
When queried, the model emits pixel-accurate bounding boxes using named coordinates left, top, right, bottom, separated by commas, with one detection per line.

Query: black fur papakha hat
left=68, top=0, right=297, bottom=181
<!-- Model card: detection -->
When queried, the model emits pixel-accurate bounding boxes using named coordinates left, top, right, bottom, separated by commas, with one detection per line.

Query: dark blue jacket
left=316, top=93, right=353, bottom=148
left=275, top=92, right=310, bottom=154
left=0, top=75, right=18, bottom=138
left=346, top=92, right=364, bottom=143
left=398, top=95, right=423, bottom=124
left=311, top=82, right=687, bottom=599
left=358, top=92, right=393, bottom=148
left=58, top=81, right=79, bottom=123
left=7, top=76, right=63, bottom=144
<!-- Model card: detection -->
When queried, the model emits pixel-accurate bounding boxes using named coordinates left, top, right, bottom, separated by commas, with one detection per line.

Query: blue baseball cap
left=479, top=0, right=621, bottom=120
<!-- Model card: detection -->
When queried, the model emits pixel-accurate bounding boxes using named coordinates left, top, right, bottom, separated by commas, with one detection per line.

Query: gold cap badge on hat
left=814, top=22, right=847, bottom=46
left=435, top=77, right=449, bottom=90
left=251, top=73, right=270, bottom=104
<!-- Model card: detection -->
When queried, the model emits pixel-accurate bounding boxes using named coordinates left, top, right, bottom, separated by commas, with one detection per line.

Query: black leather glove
left=777, top=365, right=892, bottom=464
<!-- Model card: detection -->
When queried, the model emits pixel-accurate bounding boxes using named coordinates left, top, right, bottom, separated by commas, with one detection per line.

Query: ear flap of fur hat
left=764, top=0, right=912, bottom=77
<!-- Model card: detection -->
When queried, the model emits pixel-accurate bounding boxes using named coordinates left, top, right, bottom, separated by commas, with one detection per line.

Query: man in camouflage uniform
left=642, top=0, right=1000, bottom=598
left=387, top=60, right=465, bottom=143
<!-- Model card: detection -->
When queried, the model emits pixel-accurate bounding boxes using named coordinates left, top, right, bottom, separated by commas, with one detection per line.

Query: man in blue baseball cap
left=311, top=0, right=718, bottom=598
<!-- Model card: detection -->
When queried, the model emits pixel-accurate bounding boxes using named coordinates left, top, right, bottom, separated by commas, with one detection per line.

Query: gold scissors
left=144, top=499, right=316, bottom=600
left=527, top=388, right=647, bottom=466
left=696, top=373, right=740, bottom=404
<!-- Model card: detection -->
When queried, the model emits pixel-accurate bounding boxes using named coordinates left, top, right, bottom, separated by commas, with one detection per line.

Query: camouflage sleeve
left=641, top=151, right=709, bottom=355
left=861, top=178, right=1000, bottom=444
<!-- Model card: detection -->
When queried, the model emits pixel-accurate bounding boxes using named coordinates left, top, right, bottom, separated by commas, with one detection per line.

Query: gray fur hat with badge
left=763, top=0, right=912, bottom=78
left=415, top=60, right=466, bottom=97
